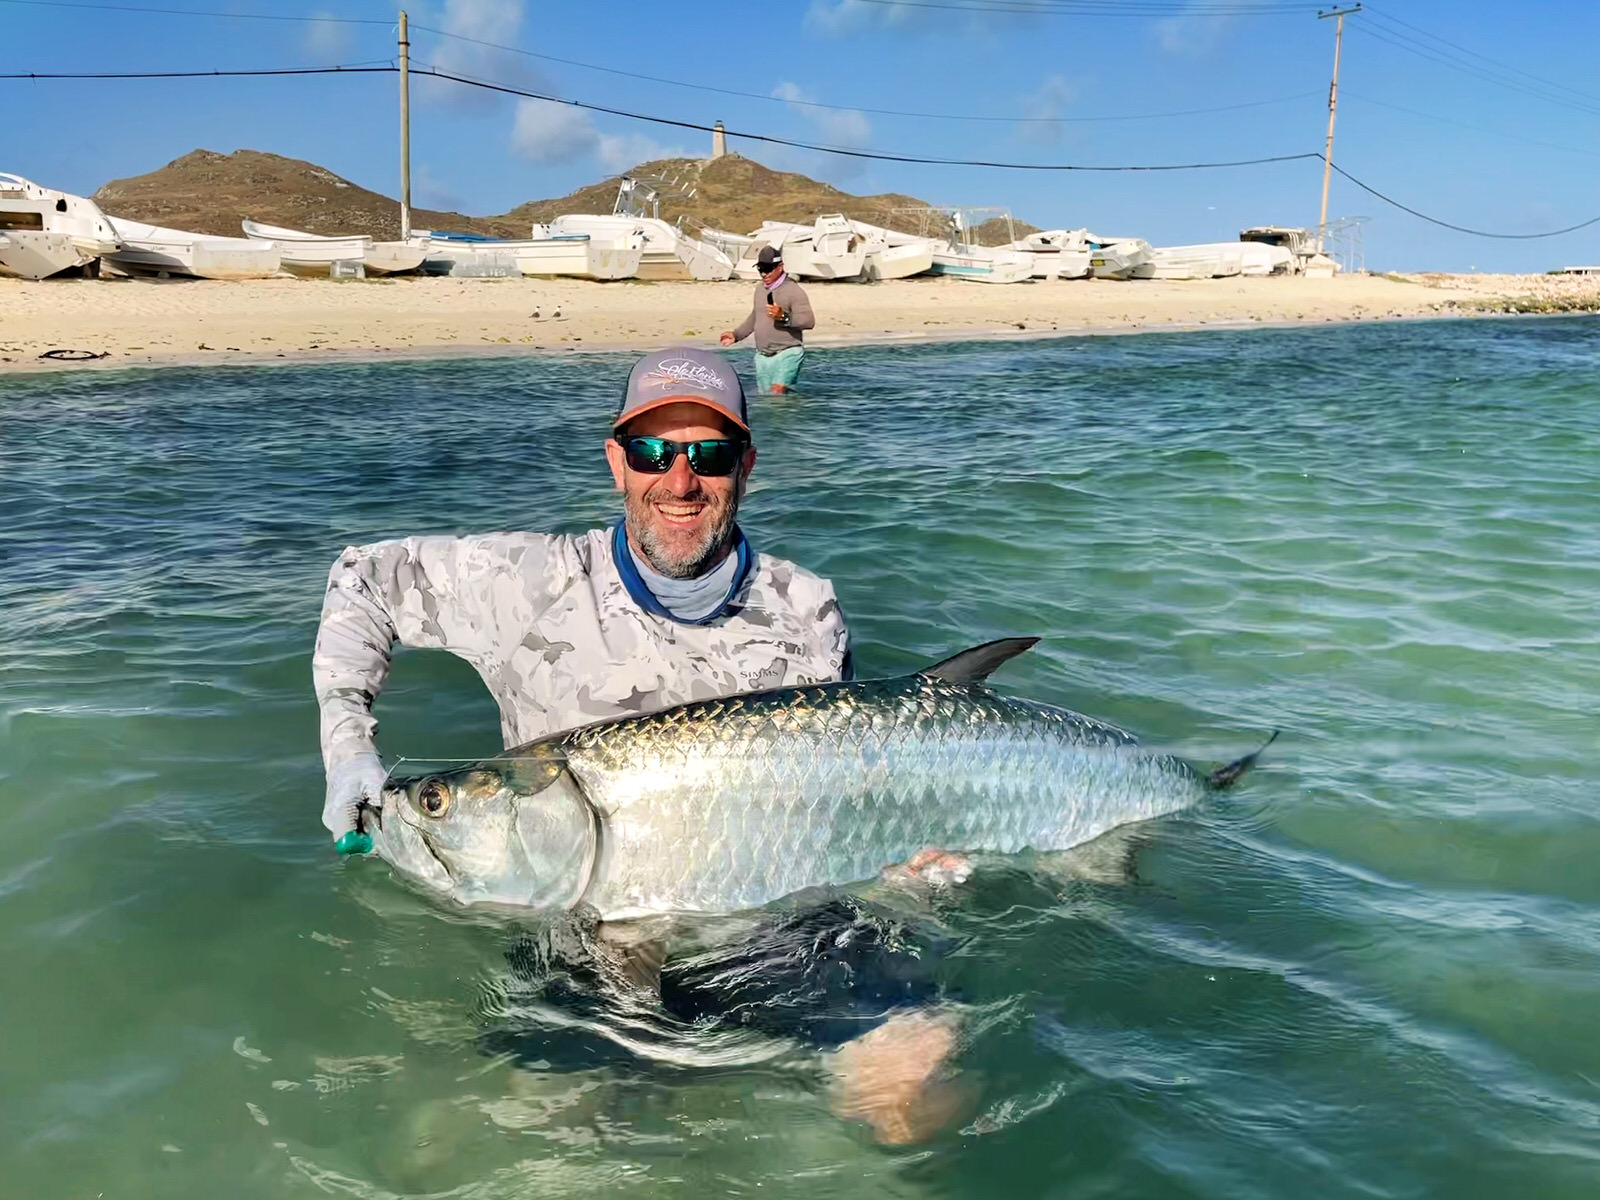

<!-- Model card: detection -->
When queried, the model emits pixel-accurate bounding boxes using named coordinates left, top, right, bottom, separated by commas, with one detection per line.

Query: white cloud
left=596, top=131, right=685, bottom=172
left=302, top=11, right=353, bottom=60
left=511, top=99, right=599, bottom=164
left=419, top=0, right=537, bottom=109
left=804, top=0, right=921, bottom=35
left=771, top=80, right=872, bottom=178
left=1153, top=4, right=1235, bottom=56
left=1016, top=74, right=1081, bottom=145
left=510, top=99, right=685, bottom=171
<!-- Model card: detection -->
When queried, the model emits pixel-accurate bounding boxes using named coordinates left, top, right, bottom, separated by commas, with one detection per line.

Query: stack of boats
left=0, top=168, right=1331, bottom=285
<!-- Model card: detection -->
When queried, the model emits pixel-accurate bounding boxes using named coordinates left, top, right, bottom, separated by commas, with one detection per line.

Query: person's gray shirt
left=731, top=276, right=814, bottom=353
left=313, top=529, right=850, bottom=768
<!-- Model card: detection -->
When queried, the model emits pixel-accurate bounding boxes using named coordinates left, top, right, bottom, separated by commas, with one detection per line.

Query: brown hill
left=92, top=149, right=521, bottom=240
left=94, top=148, right=1036, bottom=246
left=507, top=155, right=940, bottom=236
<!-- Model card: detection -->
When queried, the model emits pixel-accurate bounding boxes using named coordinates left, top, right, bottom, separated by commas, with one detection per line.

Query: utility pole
left=398, top=10, right=412, bottom=241
left=1317, top=4, right=1359, bottom=249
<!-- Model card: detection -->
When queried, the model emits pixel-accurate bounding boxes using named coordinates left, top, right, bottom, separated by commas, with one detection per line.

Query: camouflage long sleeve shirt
left=313, top=528, right=852, bottom=769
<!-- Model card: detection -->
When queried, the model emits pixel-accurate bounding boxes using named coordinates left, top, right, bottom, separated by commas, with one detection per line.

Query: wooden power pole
left=398, top=10, right=412, bottom=241
left=1318, top=4, right=1360, bottom=248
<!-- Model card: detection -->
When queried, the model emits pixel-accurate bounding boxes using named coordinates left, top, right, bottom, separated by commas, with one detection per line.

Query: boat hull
left=863, top=242, right=935, bottom=281
left=0, top=230, right=92, bottom=280
left=104, top=218, right=283, bottom=279
left=929, top=249, right=1034, bottom=284
left=517, top=242, right=642, bottom=280
left=363, top=242, right=430, bottom=275
left=1089, top=240, right=1154, bottom=280
left=0, top=174, right=122, bottom=277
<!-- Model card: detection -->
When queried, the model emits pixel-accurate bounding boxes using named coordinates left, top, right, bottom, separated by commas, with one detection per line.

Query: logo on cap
left=640, top=356, right=729, bottom=393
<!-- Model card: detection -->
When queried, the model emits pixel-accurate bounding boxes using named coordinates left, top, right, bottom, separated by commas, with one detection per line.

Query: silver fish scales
left=374, top=639, right=1263, bottom=919
left=558, top=675, right=1203, bottom=918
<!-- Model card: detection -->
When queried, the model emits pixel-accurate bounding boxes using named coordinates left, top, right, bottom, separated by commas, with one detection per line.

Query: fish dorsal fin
left=920, top=637, right=1040, bottom=684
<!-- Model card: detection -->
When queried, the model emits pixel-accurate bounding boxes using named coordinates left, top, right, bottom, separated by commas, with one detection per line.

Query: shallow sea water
left=2, top=317, right=1598, bottom=1198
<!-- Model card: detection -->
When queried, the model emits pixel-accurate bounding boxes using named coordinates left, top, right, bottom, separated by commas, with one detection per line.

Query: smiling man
left=313, top=346, right=850, bottom=850
left=311, top=346, right=973, bottom=1145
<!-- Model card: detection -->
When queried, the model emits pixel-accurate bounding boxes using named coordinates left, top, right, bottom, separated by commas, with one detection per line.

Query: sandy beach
left=2, top=270, right=1596, bottom=374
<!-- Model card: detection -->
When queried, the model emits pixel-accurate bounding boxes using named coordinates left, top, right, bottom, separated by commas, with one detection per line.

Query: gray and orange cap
left=616, top=346, right=749, bottom=435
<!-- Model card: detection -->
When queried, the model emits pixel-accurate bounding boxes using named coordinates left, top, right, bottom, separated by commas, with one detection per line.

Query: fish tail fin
left=1207, top=730, right=1278, bottom=790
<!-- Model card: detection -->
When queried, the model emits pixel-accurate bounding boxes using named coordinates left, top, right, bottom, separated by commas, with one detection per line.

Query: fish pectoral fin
left=919, top=636, right=1040, bottom=684
left=1207, top=730, right=1279, bottom=790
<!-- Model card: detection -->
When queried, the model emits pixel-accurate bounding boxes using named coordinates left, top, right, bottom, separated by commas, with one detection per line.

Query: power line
left=411, top=22, right=1318, bottom=125
left=1363, top=4, right=1600, bottom=109
left=415, top=63, right=1320, bottom=171
left=1350, top=21, right=1600, bottom=118
left=6, top=61, right=1599, bottom=240
left=1341, top=91, right=1600, bottom=160
left=1, top=64, right=393, bottom=79
left=0, top=0, right=388, bottom=22
left=1329, top=163, right=1600, bottom=240
left=846, top=0, right=1319, bottom=12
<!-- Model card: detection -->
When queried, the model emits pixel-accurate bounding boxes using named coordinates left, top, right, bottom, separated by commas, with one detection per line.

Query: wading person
left=312, top=345, right=959, bottom=1144
left=720, top=244, right=813, bottom=395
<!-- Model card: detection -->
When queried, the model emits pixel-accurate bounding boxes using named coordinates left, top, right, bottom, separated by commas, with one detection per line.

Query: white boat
left=737, top=219, right=864, bottom=282
left=551, top=179, right=734, bottom=281
left=104, top=217, right=282, bottom=279
left=1131, top=243, right=1245, bottom=280
left=927, top=242, right=1035, bottom=284
left=790, top=214, right=869, bottom=281
left=865, top=240, right=936, bottom=281
left=516, top=229, right=641, bottom=280
left=1008, top=229, right=1092, bottom=279
left=364, top=238, right=433, bottom=275
left=242, top=219, right=428, bottom=276
left=416, top=231, right=555, bottom=278
left=1089, top=238, right=1153, bottom=280
left=552, top=212, right=732, bottom=281
left=0, top=173, right=121, bottom=279
left=1239, top=226, right=1334, bottom=276
left=1239, top=242, right=1294, bottom=276
left=723, top=215, right=934, bottom=283
left=923, top=208, right=1035, bottom=284
left=844, top=219, right=937, bottom=281
left=0, top=230, right=90, bottom=281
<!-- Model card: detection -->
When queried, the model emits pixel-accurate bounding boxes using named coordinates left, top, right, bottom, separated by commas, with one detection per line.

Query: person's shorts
left=483, top=897, right=950, bottom=1068
left=754, top=345, right=805, bottom=393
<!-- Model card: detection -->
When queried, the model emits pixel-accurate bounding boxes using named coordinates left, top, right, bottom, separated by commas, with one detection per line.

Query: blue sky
left=3, top=0, right=1597, bottom=271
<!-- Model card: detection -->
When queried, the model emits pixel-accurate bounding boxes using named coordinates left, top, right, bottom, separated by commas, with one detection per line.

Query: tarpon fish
left=371, top=638, right=1270, bottom=920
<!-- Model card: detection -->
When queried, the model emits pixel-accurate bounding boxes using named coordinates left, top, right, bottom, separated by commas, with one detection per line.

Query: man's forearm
left=312, top=550, right=399, bottom=768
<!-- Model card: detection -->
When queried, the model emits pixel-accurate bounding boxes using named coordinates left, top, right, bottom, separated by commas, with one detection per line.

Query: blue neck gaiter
left=611, top=520, right=753, bottom=625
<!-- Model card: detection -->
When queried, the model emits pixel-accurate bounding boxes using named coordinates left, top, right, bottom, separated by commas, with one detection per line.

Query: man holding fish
left=312, top=344, right=960, bottom=1143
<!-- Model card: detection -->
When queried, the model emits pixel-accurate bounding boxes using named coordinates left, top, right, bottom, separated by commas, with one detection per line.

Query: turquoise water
left=3, top=318, right=1598, bottom=1197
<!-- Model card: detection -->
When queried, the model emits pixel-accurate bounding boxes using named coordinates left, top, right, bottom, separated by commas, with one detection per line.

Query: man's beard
left=624, top=478, right=741, bottom=579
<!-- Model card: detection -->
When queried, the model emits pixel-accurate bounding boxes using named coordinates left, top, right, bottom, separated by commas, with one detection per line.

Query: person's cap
left=756, top=244, right=782, bottom=270
left=617, top=346, right=749, bottom=433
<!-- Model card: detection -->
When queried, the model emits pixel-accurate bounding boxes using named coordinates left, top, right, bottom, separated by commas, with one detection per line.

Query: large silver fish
left=370, top=638, right=1268, bottom=920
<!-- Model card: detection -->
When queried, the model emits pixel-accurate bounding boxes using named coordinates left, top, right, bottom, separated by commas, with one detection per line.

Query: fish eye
left=417, top=778, right=452, bottom=818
